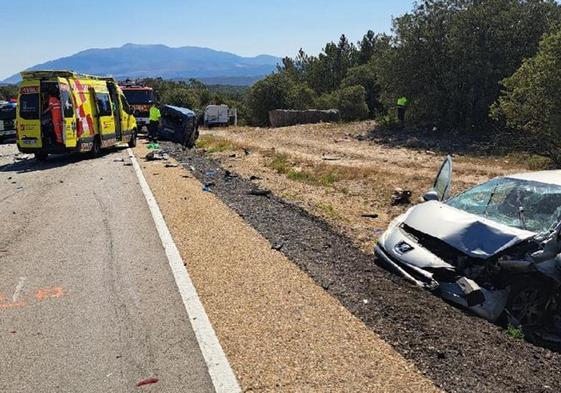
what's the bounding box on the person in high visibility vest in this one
[396,96,409,127]
[43,86,63,144]
[148,101,161,143]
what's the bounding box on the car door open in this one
[424,155,453,201]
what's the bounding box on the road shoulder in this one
[133,142,439,392]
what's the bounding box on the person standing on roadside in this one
[148,101,161,143]
[396,96,409,128]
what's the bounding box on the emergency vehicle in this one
[0,100,16,143]
[119,81,156,132]
[16,71,137,160]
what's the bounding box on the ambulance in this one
[16,71,137,160]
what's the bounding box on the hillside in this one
[3,43,281,84]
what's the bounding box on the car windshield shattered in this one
[447,177,561,234]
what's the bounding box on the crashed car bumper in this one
[374,243,439,289]
[376,225,509,321]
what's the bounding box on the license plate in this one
[22,139,36,145]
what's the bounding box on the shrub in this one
[246,73,293,126]
[336,85,369,121]
[492,28,561,164]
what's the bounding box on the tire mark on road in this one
[93,190,159,383]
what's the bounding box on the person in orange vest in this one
[43,86,63,144]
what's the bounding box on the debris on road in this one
[391,188,412,206]
[164,163,178,168]
[322,155,341,161]
[248,189,272,197]
[272,241,284,251]
[361,213,379,219]
[14,153,33,161]
[224,170,238,179]
[136,377,159,387]
[145,150,169,161]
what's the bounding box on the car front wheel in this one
[507,277,551,327]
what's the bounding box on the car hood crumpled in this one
[403,201,536,259]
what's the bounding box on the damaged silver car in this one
[376,156,561,343]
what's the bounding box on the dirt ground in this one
[133,142,440,393]
[197,122,535,253]
[159,135,561,393]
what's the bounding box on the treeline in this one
[0,85,18,101]
[245,0,561,160]
[246,31,387,126]
[139,78,248,122]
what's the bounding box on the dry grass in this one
[199,122,538,252]
[196,134,237,153]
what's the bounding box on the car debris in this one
[324,154,342,160]
[145,150,169,161]
[136,377,159,387]
[249,189,272,197]
[272,241,284,251]
[391,188,412,206]
[376,155,561,345]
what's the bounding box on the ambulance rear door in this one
[17,82,42,149]
[59,78,77,148]
[92,83,116,145]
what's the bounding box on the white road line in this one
[128,148,241,393]
[12,277,26,302]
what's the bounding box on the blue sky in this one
[0,0,414,80]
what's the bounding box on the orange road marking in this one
[0,302,25,309]
[0,293,25,309]
[35,287,64,301]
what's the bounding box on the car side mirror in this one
[423,190,439,202]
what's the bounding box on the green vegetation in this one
[265,153,341,187]
[506,324,525,340]
[267,153,293,174]
[246,33,387,126]
[492,28,561,164]
[316,202,341,221]
[196,135,235,153]
[241,0,561,161]
[0,85,18,101]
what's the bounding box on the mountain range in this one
[3,44,282,85]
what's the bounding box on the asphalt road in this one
[0,143,215,392]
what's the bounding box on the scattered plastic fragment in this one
[136,377,159,387]
[249,189,272,197]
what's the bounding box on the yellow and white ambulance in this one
[16,71,137,160]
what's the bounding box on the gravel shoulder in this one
[133,142,440,392]
[161,140,561,393]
